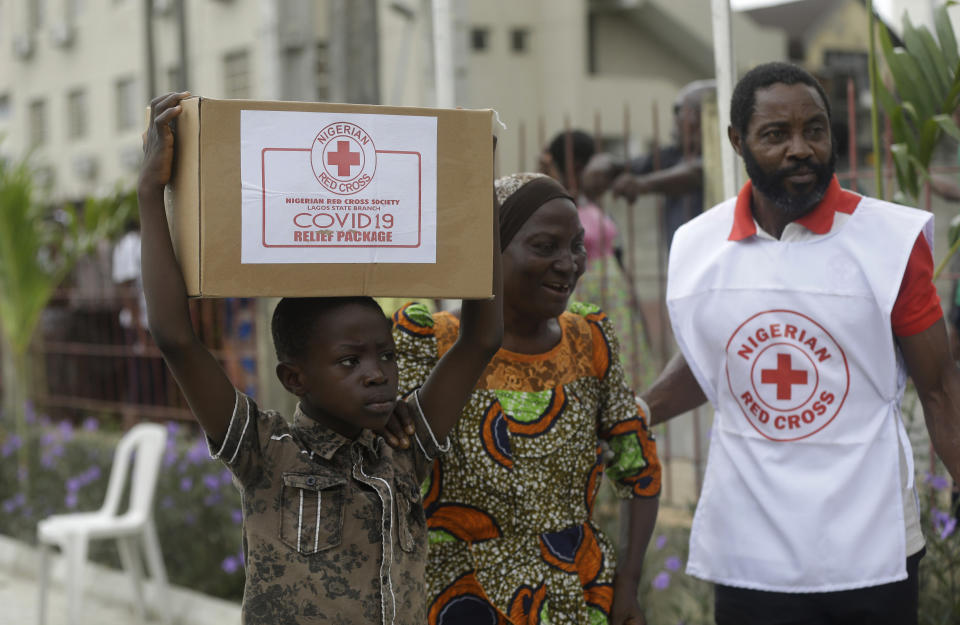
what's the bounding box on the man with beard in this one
[640,62,960,624]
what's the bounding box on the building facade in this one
[0,0,784,202]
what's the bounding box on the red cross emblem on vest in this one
[725,309,850,442]
[761,353,808,400]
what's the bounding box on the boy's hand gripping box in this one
[169,97,494,298]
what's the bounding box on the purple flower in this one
[83,466,102,482]
[933,508,957,539]
[186,438,208,464]
[165,422,180,437]
[180,477,193,492]
[65,492,78,509]
[57,420,74,441]
[925,473,950,491]
[40,454,56,469]
[204,492,222,506]
[40,432,56,447]
[654,534,667,550]
[203,474,220,491]
[50,444,65,459]
[2,493,25,513]
[665,555,682,571]
[941,517,957,540]
[24,401,36,424]
[1,434,22,457]
[65,477,82,493]
[163,447,178,468]
[231,509,243,525]
[221,469,233,485]
[221,555,240,574]
[652,571,671,590]
[82,417,99,432]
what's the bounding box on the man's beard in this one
[742,143,836,218]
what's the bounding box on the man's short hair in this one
[271,296,386,362]
[730,62,831,136]
[674,79,717,115]
[548,129,596,175]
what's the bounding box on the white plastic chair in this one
[37,422,171,625]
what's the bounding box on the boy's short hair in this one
[730,62,832,136]
[271,296,387,362]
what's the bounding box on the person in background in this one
[583,80,716,251]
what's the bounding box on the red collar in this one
[728,176,862,241]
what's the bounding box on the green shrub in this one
[0,406,244,601]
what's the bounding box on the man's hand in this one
[611,172,652,204]
[377,399,416,449]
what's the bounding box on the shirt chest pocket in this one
[279,472,346,555]
[394,476,426,553]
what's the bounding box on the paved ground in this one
[0,565,146,625]
[0,535,240,625]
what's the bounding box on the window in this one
[29,99,46,147]
[315,42,329,102]
[0,93,11,122]
[115,77,137,131]
[282,46,306,101]
[510,28,529,53]
[30,0,46,30]
[223,50,251,99]
[67,89,87,140]
[470,27,489,52]
[167,65,183,92]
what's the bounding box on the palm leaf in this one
[904,14,951,96]
[936,2,960,71]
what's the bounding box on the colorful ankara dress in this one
[393,301,661,625]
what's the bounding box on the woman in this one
[391,173,661,625]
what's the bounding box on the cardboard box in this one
[169,97,494,298]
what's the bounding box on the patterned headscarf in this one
[495,173,575,251]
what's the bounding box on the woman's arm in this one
[611,497,659,625]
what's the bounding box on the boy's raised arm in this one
[414,181,503,441]
[138,92,237,444]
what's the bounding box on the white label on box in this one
[240,110,437,264]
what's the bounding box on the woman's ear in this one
[276,361,306,396]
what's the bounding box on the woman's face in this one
[502,197,587,322]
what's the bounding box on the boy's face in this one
[279,303,398,438]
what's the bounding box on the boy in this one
[138,92,502,624]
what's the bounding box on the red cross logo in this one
[760,353,808,400]
[327,140,361,177]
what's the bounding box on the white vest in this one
[667,194,933,592]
